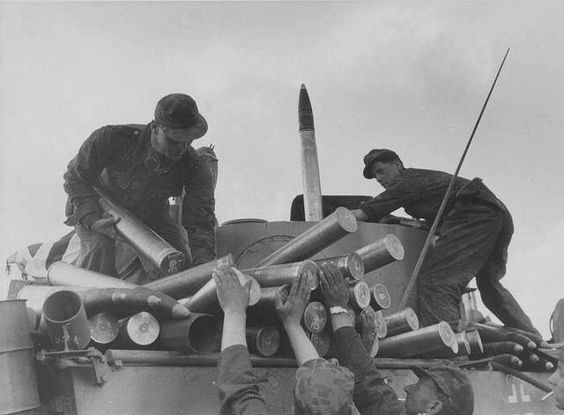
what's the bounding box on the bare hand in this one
[90,215,120,239]
[351,209,368,222]
[275,273,311,327]
[360,308,377,353]
[319,263,349,308]
[213,265,251,315]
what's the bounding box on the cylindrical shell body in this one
[0,300,42,414]
[144,255,234,299]
[465,330,484,355]
[43,290,91,350]
[298,85,323,222]
[370,284,391,311]
[16,284,84,315]
[89,312,119,345]
[99,196,186,275]
[348,281,371,310]
[246,326,281,357]
[454,332,471,356]
[255,207,357,267]
[378,322,455,358]
[185,271,261,314]
[303,302,327,333]
[384,308,420,337]
[48,261,137,289]
[355,234,405,273]
[469,322,536,351]
[315,253,364,281]
[243,260,319,290]
[159,314,221,354]
[118,312,160,347]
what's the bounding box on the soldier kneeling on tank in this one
[318,263,474,415]
[213,264,361,415]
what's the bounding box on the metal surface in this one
[43,290,91,351]
[348,280,371,310]
[355,234,404,273]
[465,329,484,354]
[384,308,420,337]
[378,321,455,358]
[16,284,85,315]
[159,314,221,354]
[455,332,471,356]
[243,260,319,290]
[89,312,119,345]
[302,301,327,333]
[143,254,234,299]
[314,252,364,281]
[255,207,357,267]
[99,196,186,274]
[370,284,391,311]
[48,262,137,289]
[0,300,41,415]
[118,312,160,347]
[308,329,331,357]
[185,271,261,314]
[298,84,323,221]
[246,327,281,357]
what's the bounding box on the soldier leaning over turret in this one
[351,149,540,337]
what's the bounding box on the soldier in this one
[63,93,216,280]
[318,263,474,415]
[351,149,539,336]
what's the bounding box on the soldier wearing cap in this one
[63,93,217,280]
[546,299,564,410]
[351,149,539,336]
[318,263,474,415]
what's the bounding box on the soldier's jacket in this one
[63,123,216,264]
[360,167,508,226]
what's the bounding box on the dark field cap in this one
[363,149,400,179]
[294,358,360,415]
[154,93,208,139]
[411,363,474,415]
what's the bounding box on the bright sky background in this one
[1,1,562,336]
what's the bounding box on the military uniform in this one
[64,123,216,278]
[360,166,538,335]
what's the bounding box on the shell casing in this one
[315,253,364,281]
[246,326,281,357]
[348,281,371,310]
[185,271,261,314]
[255,207,357,267]
[119,311,160,347]
[99,196,186,274]
[464,329,484,354]
[378,322,455,358]
[355,234,404,273]
[308,329,331,357]
[89,312,119,345]
[243,260,319,290]
[159,314,221,354]
[144,255,234,299]
[383,308,420,337]
[370,284,391,311]
[302,301,327,333]
[48,262,138,289]
[454,332,471,356]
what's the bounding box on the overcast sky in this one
[1,1,562,336]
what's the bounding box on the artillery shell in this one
[384,308,419,337]
[355,234,404,273]
[247,326,281,357]
[303,302,327,333]
[370,284,391,311]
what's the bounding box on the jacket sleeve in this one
[63,126,125,228]
[216,345,269,415]
[333,327,405,415]
[359,188,409,223]
[182,155,217,265]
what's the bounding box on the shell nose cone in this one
[298,83,314,131]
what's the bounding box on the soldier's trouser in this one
[75,214,191,279]
[416,201,539,335]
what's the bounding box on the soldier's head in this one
[362,149,404,189]
[404,363,474,415]
[151,93,208,161]
[547,299,564,410]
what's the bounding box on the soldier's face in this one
[369,161,402,189]
[404,377,443,415]
[549,362,564,409]
[151,126,194,161]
